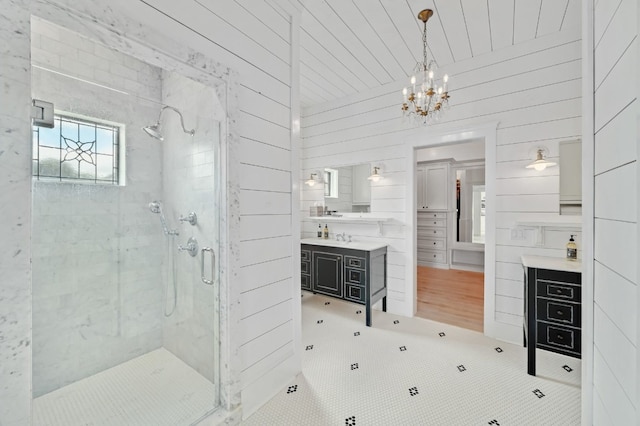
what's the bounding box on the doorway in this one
[410,135,492,333]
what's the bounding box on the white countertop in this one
[301,238,388,251]
[521,255,582,273]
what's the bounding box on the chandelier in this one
[401,9,450,125]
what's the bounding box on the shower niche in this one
[30,14,228,426]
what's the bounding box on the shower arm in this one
[155,105,195,136]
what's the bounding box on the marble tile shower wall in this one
[160,70,220,383]
[30,19,165,396]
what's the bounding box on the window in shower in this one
[32,113,124,184]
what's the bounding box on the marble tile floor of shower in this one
[244,292,581,426]
[32,348,216,426]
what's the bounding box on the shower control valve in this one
[179,212,197,226]
[178,237,199,257]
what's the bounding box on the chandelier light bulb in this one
[443,74,449,83]
[410,75,416,85]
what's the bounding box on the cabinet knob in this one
[433,254,436,258]
[556,310,563,316]
[557,334,564,340]
[433,242,436,245]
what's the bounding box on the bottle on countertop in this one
[317,224,322,238]
[566,234,577,261]
[323,224,329,239]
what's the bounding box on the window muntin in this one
[32,114,122,184]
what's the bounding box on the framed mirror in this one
[454,164,485,245]
[323,163,371,213]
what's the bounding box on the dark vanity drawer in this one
[536,299,581,327]
[301,250,311,261]
[536,268,581,285]
[301,274,311,291]
[345,255,365,269]
[537,280,581,302]
[344,284,365,304]
[301,261,310,275]
[537,322,581,356]
[346,268,366,286]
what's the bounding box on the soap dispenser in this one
[317,224,322,238]
[566,235,577,261]
[323,224,329,239]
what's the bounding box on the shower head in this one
[142,105,195,141]
[143,123,164,141]
[149,201,162,214]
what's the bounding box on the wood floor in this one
[416,266,484,332]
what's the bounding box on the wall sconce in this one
[526,148,557,171]
[367,166,383,182]
[305,173,318,186]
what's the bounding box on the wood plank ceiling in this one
[288,0,581,108]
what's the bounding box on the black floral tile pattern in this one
[345,415,356,425]
[393,320,400,324]
[356,310,362,314]
[317,320,323,324]
[488,420,500,425]
[439,332,446,337]
[399,346,407,352]
[354,331,360,336]
[351,363,359,370]
[409,386,419,396]
[533,389,545,398]
[495,347,503,353]
[287,385,297,394]
[324,301,330,305]
[305,345,314,351]
[457,365,466,372]
[563,365,573,372]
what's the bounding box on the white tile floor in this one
[244,292,581,426]
[32,348,217,426]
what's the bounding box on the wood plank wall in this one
[591,0,638,423]
[300,27,582,341]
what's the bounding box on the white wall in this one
[0,0,300,423]
[590,0,638,423]
[301,27,582,342]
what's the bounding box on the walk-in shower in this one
[30,16,222,426]
[143,105,195,141]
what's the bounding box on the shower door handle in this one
[201,247,215,285]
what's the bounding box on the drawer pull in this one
[556,310,563,316]
[557,334,564,340]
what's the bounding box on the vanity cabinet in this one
[416,164,448,210]
[522,256,582,376]
[301,240,387,326]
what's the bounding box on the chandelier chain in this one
[422,20,428,69]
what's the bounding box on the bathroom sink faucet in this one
[336,232,346,241]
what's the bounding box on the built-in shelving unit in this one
[308,215,391,235]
